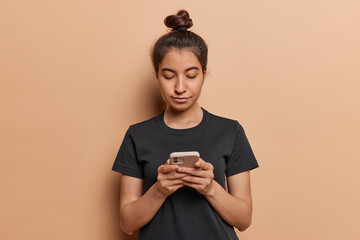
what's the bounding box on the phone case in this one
[170,151,200,168]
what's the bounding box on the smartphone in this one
[170,151,200,168]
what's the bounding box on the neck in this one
[164,103,203,129]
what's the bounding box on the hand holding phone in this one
[156,159,189,197]
[170,153,215,196]
[170,151,200,168]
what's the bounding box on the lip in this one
[172,97,189,103]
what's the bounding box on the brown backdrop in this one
[1,1,359,239]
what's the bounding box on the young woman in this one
[112,10,259,240]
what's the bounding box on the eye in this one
[164,75,174,80]
[187,75,196,79]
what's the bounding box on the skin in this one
[119,48,254,235]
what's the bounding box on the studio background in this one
[1,1,359,239]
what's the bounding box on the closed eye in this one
[164,76,174,80]
[187,75,196,79]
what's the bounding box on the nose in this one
[175,76,187,94]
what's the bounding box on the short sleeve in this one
[111,126,144,178]
[225,121,259,176]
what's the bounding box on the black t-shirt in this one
[112,108,259,240]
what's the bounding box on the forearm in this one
[120,182,166,235]
[204,181,252,231]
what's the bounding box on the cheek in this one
[190,81,204,94]
[158,81,172,95]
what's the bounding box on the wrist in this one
[204,179,216,198]
[154,182,168,199]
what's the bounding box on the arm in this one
[119,161,188,235]
[179,159,253,231]
[205,171,253,231]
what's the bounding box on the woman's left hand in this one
[176,158,215,196]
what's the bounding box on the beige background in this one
[1,0,359,239]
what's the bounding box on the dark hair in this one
[151,10,208,76]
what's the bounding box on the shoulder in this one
[127,112,162,134]
[205,109,241,130]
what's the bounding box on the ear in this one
[154,71,160,82]
[202,69,207,83]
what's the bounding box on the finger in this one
[195,158,213,171]
[177,166,213,178]
[177,167,206,177]
[182,180,213,194]
[163,172,189,180]
[169,183,185,192]
[182,181,202,190]
[159,171,190,180]
[165,159,170,165]
[159,164,179,173]
[181,175,209,185]
[161,179,185,187]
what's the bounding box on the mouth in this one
[172,97,189,103]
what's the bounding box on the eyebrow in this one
[161,66,199,73]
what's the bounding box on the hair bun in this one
[164,10,193,31]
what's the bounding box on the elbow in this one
[236,203,253,232]
[236,217,252,232]
[124,230,135,236]
[119,213,136,236]
[237,223,250,232]
[119,221,135,236]
[119,208,137,235]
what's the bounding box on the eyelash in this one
[164,75,196,80]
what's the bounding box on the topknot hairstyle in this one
[164,10,193,31]
[151,10,208,76]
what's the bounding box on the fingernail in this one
[177,167,182,172]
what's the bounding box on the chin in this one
[166,102,191,112]
[164,96,200,112]
[171,102,201,113]
[168,105,188,112]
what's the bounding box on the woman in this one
[112,10,259,240]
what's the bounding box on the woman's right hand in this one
[156,159,188,197]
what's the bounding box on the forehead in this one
[160,48,201,70]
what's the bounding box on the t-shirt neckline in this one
[158,107,209,135]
